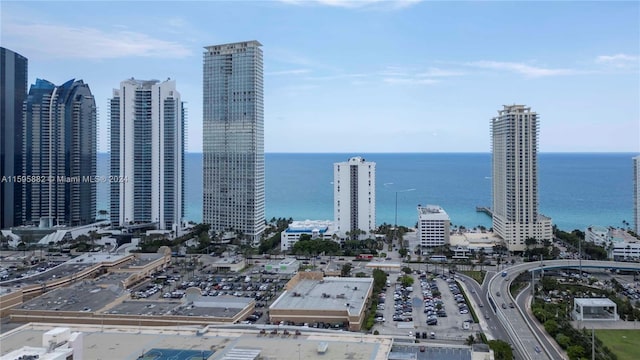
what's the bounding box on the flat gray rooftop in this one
[0,324,393,360]
[19,278,126,312]
[174,295,253,318]
[270,277,373,316]
[107,300,182,316]
[390,344,471,360]
[118,253,163,269]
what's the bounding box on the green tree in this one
[555,333,571,349]
[372,269,387,293]
[488,340,514,360]
[567,345,585,360]
[402,267,412,274]
[465,335,476,345]
[543,319,559,337]
[400,275,414,287]
[341,263,352,277]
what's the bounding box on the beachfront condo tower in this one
[634,155,640,235]
[0,47,27,228]
[109,78,185,232]
[491,105,552,252]
[203,41,265,246]
[334,156,376,240]
[22,79,97,227]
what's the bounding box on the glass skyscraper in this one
[22,79,97,227]
[110,78,185,232]
[0,47,28,228]
[203,41,265,245]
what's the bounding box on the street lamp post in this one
[394,189,415,247]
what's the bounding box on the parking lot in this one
[373,271,477,341]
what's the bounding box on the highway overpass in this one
[487,260,640,360]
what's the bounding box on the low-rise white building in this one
[280,220,336,252]
[585,226,609,246]
[610,240,640,261]
[0,327,82,360]
[572,298,618,321]
[585,226,640,260]
[417,205,450,248]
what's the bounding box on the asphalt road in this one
[488,260,640,360]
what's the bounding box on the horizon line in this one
[96,151,640,155]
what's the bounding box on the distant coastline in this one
[96,152,636,232]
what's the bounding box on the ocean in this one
[97,153,636,232]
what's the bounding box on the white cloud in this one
[595,54,639,68]
[266,69,311,76]
[379,66,459,84]
[279,0,422,9]
[467,61,578,77]
[304,73,368,81]
[383,77,439,85]
[417,67,465,77]
[4,21,192,59]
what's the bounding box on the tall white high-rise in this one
[202,41,265,245]
[633,155,640,235]
[491,105,552,252]
[110,78,184,232]
[334,157,376,240]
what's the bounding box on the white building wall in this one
[611,241,640,260]
[491,105,552,252]
[114,79,183,230]
[280,220,336,252]
[585,226,609,246]
[417,205,450,247]
[334,157,376,239]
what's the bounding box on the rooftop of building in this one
[116,253,163,269]
[449,232,501,248]
[285,220,333,233]
[609,228,639,243]
[270,276,373,316]
[1,323,394,360]
[210,256,245,266]
[574,298,617,307]
[417,205,450,220]
[204,40,262,51]
[587,225,609,233]
[18,277,127,312]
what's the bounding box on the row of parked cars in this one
[241,310,264,324]
[421,279,443,325]
[447,278,470,315]
[391,284,414,322]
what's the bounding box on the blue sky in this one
[2,0,638,153]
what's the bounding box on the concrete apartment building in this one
[417,204,451,248]
[0,47,28,229]
[202,40,265,246]
[334,156,376,240]
[21,79,97,227]
[109,78,185,232]
[491,105,552,252]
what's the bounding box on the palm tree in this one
[465,335,476,345]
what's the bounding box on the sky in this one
[1,0,639,153]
